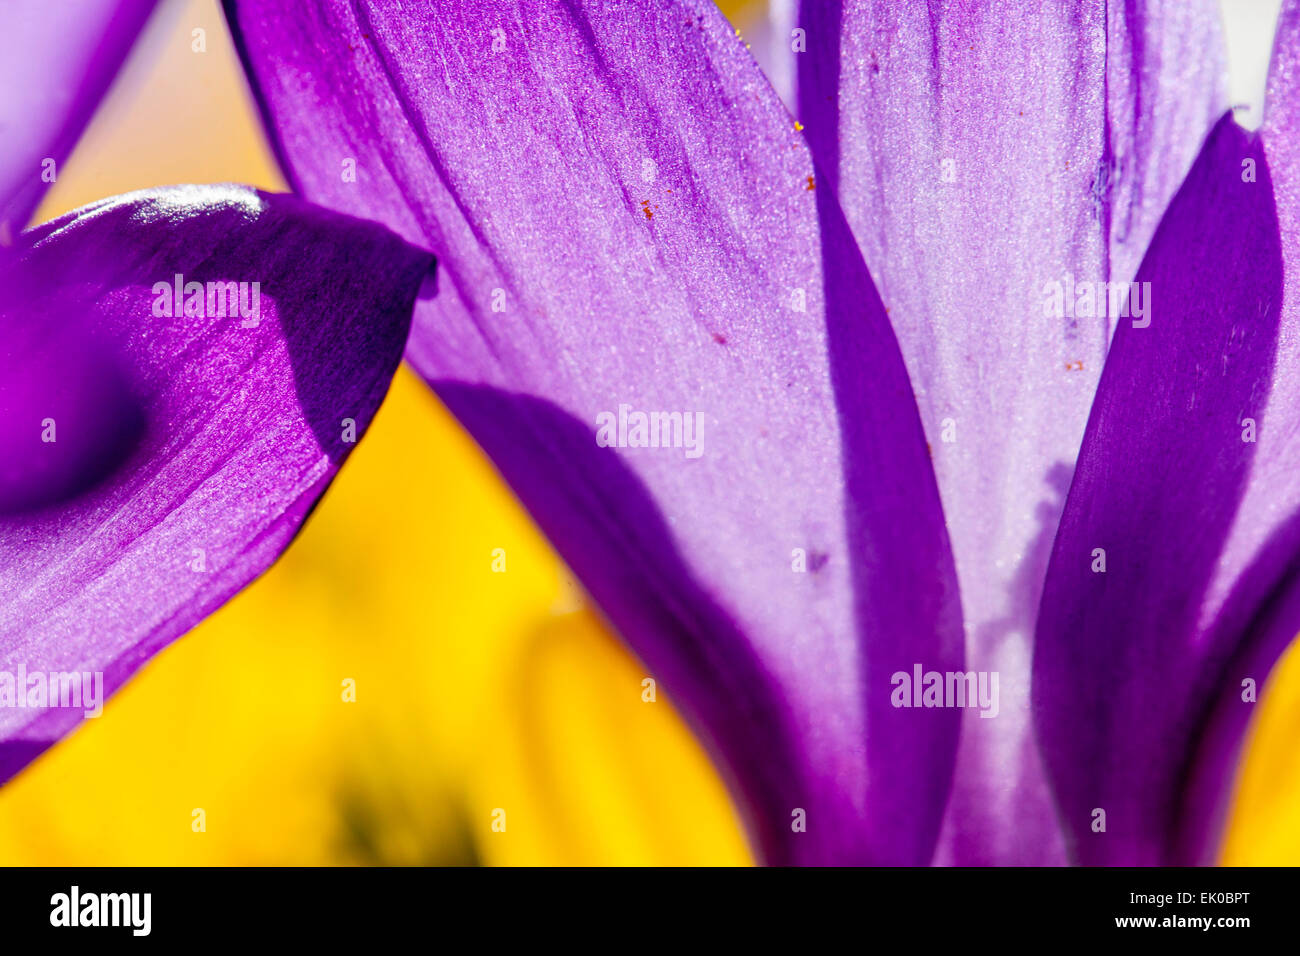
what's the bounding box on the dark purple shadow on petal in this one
[0,740,49,783]
[245,192,429,464]
[799,5,965,865]
[799,0,971,866]
[431,383,813,865]
[821,199,966,866]
[0,315,146,514]
[796,0,843,194]
[1033,114,1283,865]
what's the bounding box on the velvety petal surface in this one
[1035,115,1283,865]
[225,0,965,864]
[0,0,157,237]
[795,0,1228,863]
[0,185,431,783]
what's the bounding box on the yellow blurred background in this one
[0,0,1293,865]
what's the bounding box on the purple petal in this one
[0,185,431,783]
[225,0,965,864]
[1035,114,1283,865]
[1167,0,1300,865]
[0,1,157,236]
[795,0,1228,863]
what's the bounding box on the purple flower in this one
[2,0,1298,866]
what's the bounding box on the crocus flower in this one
[3,0,1298,868]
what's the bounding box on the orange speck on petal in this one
[794,120,804,131]
[805,175,815,191]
